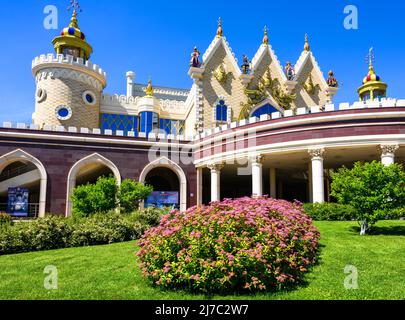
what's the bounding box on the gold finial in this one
[67,0,81,28]
[367,47,376,75]
[304,33,310,52]
[262,26,269,46]
[217,17,223,38]
[146,79,154,97]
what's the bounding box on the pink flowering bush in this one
[137,197,320,294]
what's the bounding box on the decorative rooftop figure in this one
[146,79,154,97]
[217,17,223,38]
[285,61,296,81]
[304,33,310,52]
[241,55,250,74]
[190,47,201,68]
[327,70,339,87]
[262,26,269,46]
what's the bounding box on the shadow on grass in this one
[349,225,405,236]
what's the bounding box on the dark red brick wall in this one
[0,134,197,216]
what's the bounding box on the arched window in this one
[251,104,278,118]
[216,100,228,122]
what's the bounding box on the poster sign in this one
[145,191,179,209]
[7,188,29,217]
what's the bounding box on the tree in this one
[118,180,153,214]
[71,176,118,217]
[331,161,405,235]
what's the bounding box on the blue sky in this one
[0,0,404,123]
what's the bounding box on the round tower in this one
[357,48,387,102]
[32,9,106,129]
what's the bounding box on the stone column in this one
[251,156,264,198]
[269,167,277,199]
[208,163,223,202]
[309,148,325,203]
[380,144,399,166]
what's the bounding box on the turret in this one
[357,48,387,101]
[32,5,106,129]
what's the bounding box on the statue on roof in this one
[285,61,296,81]
[327,70,339,87]
[190,47,201,68]
[241,55,251,74]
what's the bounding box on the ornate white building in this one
[0,10,403,217]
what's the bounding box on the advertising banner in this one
[7,188,29,217]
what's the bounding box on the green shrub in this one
[68,213,144,247]
[0,216,72,254]
[138,198,320,294]
[71,176,118,218]
[0,210,163,256]
[377,207,405,220]
[0,213,12,228]
[130,207,167,228]
[302,203,357,221]
[119,180,153,214]
[331,161,405,235]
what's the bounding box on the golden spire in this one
[217,17,223,38]
[367,47,376,76]
[69,9,79,29]
[304,33,310,52]
[146,79,154,97]
[262,26,269,46]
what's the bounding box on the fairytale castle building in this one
[0,10,404,217]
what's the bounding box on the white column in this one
[126,71,135,98]
[308,162,313,203]
[309,148,325,204]
[380,144,399,166]
[196,167,203,206]
[269,167,277,199]
[209,164,223,202]
[251,156,264,198]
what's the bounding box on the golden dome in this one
[357,49,387,101]
[52,10,93,60]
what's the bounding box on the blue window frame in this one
[251,104,278,118]
[101,114,138,136]
[139,112,159,134]
[216,100,228,122]
[159,119,185,135]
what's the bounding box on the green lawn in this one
[0,221,404,300]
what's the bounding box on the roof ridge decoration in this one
[201,19,241,77]
[293,34,329,90]
[250,41,287,83]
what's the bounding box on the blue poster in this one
[145,191,179,209]
[7,188,29,217]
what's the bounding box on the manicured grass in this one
[0,221,404,300]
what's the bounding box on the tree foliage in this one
[71,176,153,217]
[331,161,405,235]
[71,176,118,217]
[118,180,153,214]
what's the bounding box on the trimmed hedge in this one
[0,208,164,255]
[303,203,405,221]
[302,203,357,221]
